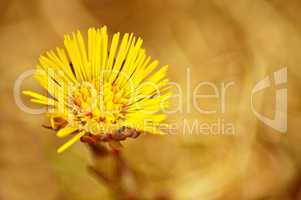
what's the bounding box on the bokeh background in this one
[1,0,301,199]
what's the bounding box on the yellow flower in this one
[23,26,171,153]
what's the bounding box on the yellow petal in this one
[56,126,78,138]
[57,131,85,154]
[23,90,57,104]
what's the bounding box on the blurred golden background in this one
[1,0,301,199]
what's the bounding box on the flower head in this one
[23,26,171,153]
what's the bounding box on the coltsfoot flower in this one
[23,26,171,153]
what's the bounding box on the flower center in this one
[68,81,129,134]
